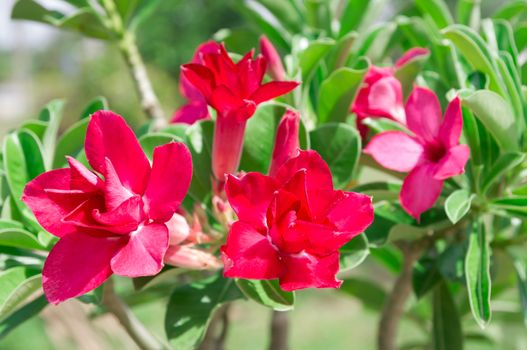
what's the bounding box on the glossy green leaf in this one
[457,0,481,29]
[80,96,108,119]
[17,130,45,178]
[432,281,463,350]
[39,100,65,169]
[0,228,44,251]
[416,0,454,29]
[309,123,361,189]
[11,0,63,24]
[339,233,369,271]
[511,253,527,327]
[3,134,28,207]
[353,22,396,63]
[394,50,430,98]
[165,274,244,350]
[413,258,441,299]
[338,0,386,37]
[235,279,294,311]
[139,133,180,160]
[465,220,491,328]
[362,117,410,135]
[52,118,89,168]
[460,90,518,151]
[493,0,527,21]
[0,267,41,319]
[365,202,413,246]
[481,152,525,195]
[317,64,368,123]
[184,120,214,203]
[298,38,335,82]
[0,295,47,339]
[445,189,474,224]
[339,277,386,310]
[52,9,110,40]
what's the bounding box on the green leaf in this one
[235,279,294,311]
[460,90,519,151]
[39,100,65,169]
[11,0,62,24]
[353,22,397,63]
[465,220,491,328]
[80,96,108,119]
[445,189,474,224]
[339,233,369,272]
[184,120,214,203]
[493,0,527,21]
[165,274,244,350]
[17,130,45,178]
[415,0,454,29]
[52,118,89,168]
[240,103,284,174]
[0,267,41,319]
[338,277,387,310]
[0,295,47,339]
[432,281,463,350]
[3,134,28,207]
[413,258,441,299]
[309,123,361,189]
[442,25,505,96]
[394,50,430,98]
[511,253,527,327]
[481,152,525,195]
[0,228,44,251]
[139,133,180,160]
[52,9,110,40]
[365,202,413,246]
[338,0,386,37]
[298,38,335,82]
[361,117,410,134]
[317,63,368,123]
[457,0,481,29]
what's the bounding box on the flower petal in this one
[279,252,341,291]
[171,100,210,124]
[438,97,462,148]
[92,195,144,233]
[268,109,300,178]
[395,47,430,68]
[400,164,444,220]
[405,87,442,142]
[364,131,424,172]
[22,169,81,237]
[103,158,135,212]
[85,111,150,194]
[327,191,374,235]
[42,232,126,304]
[250,81,299,105]
[225,173,279,232]
[433,144,470,180]
[366,76,405,123]
[110,223,169,277]
[180,64,215,100]
[221,221,282,279]
[67,156,103,192]
[164,246,221,270]
[143,142,192,221]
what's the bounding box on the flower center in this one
[424,141,447,163]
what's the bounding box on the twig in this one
[102,278,166,350]
[268,311,289,350]
[101,0,166,129]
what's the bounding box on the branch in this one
[102,278,166,350]
[101,0,166,129]
[268,311,289,350]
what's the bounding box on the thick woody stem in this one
[268,311,289,350]
[101,0,166,130]
[377,243,422,350]
[102,278,166,350]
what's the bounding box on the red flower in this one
[220,112,373,290]
[22,111,192,304]
[268,109,300,177]
[364,87,470,219]
[259,35,286,81]
[172,41,221,124]
[352,47,429,137]
[181,43,299,181]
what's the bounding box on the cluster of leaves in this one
[4,0,527,349]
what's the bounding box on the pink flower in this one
[22,111,192,304]
[259,35,286,81]
[352,47,429,137]
[268,109,300,177]
[221,149,374,290]
[172,41,221,124]
[164,213,221,270]
[181,43,299,181]
[364,87,470,220]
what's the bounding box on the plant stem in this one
[377,243,422,350]
[101,0,166,129]
[102,278,166,350]
[198,304,230,350]
[268,311,289,350]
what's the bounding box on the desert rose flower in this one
[259,35,286,81]
[268,109,300,177]
[352,47,429,137]
[172,41,221,124]
[220,111,373,290]
[364,86,470,219]
[22,111,192,304]
[181,43,299,181]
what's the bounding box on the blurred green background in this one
[0,0,523,349]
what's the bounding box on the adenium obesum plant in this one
[181,43,299,182]
[352,47,429,137]
[364,86,470,219]
[221,110,374,291]
[259,35,286,81]
[22,111,192,304]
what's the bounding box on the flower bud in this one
[268,109,300,177]
[260,36,286,81]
